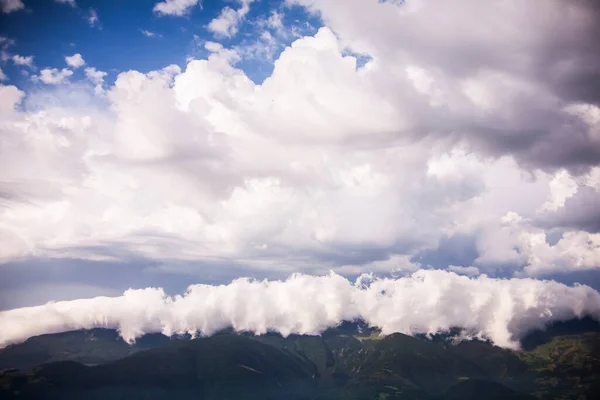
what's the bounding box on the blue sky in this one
[1,0,321,86]
[1,0,600,316]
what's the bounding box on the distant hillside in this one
[0,320,599,399]
[0,335,318,400]
[0,328,174,370]
[519,316,600,350]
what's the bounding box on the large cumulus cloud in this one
[1,0,600,284]
[290,0,600,170]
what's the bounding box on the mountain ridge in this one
[1,318,599,399]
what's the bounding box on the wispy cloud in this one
[84,67,108,95]
[55,0,76,7]
[141,29,163,38]
[86,8,100,28]
[208,0,255,38]
[267,10,284,33]
[0,0,24,14]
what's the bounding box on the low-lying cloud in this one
[1,0,600,320]
[1,270,599,349]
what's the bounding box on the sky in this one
[1,0,600,345]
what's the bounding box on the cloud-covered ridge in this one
[1,0,600,305]
[1,270,599,349]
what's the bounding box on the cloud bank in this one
[1,270,599,349]
[1,0,600,310]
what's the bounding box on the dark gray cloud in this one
[411,233,478,270]
[538,187,600,233]
[543,268,600,292]
[295,0,600,173]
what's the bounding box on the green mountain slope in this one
[441,379,536,400]
[519,332,600,399]
[0,334,318,400]
[1,323,599,400]
[0,329,173,370]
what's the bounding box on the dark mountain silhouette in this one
[520,316,600,350]
[0,328,174,370]
[0,318,598,399]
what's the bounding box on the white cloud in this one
[254,10,286,39]
[540,170,578,212]
[268,10,284,32]
[1,36,15,65]
[32,68,74,84]
[1,270,599,349]
[0,67,7,81]
[65,53,85,68]
[203,41,240,64]
[87,8,99,27]
[84,67,108,95]
[0,35,14,45]
[84,66,107,85]
[12,54,33,67]
[1,0,24,13]
[141,29,162,38]
[55,0,76,7]
[153,0,199,16]
[1,1,600,286]
[0,84,24,114]
[208,0,255,38]
[234,31,281,61]
[520,231,600,276]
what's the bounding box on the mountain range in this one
[0,319,599,399]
